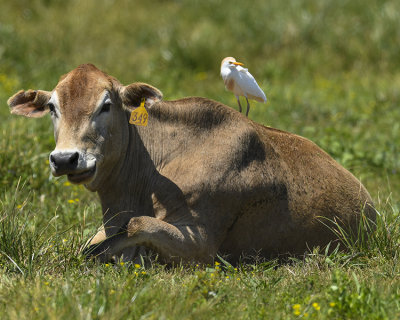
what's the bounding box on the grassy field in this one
[1,0,400,318]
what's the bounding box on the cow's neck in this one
[96,115,166,235]
[95,102,207,235]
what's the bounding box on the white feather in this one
[220,57,267,104]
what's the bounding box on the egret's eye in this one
[47,102,56,116]
[100,102,111,114]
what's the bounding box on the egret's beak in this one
[232,62,244,66]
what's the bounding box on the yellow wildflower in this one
[120,261,125,266]
[134,264,141,269]
[44,281,49,286]
[64,181,71,186]
[110,289,115,294]
[141,271,146,275]
[105,264,110,267]
[312,302,321,311]
[74,198,80,202]
[62,239,67,243]
[329,302,336,307]
[215,261,220,266]
[68,199,75,204]
[292,304,301,316]
[292,304,301,311]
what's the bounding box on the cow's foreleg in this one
[86,216,213,264]
[83,225,146,263]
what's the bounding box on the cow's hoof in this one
[82,243,113,263]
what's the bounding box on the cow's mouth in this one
[67,166,96,184]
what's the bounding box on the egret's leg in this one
[245,97,251,117]
[235,96,242,113]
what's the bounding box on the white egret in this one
[220,57,267,117]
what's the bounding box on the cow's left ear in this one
[120,83,163,110]
[8,89,52,118]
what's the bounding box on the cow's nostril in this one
[69,152,79,165]
[50,154,57,167]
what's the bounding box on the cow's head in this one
[8,64,162,190]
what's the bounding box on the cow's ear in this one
[120,83,163,109]
[8,90,52,118]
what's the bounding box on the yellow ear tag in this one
[129,98,148,126]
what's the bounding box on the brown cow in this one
[8,64,375,264]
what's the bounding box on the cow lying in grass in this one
[8,64,376,264]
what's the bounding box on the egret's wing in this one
[237,66,249,73]
[236,69,267,102]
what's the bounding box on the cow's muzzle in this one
[49,150,96,184]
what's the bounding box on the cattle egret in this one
[220,57,267,117]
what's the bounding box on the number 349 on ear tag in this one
[129,98,148,126]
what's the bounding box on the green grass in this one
[1,0,400,318]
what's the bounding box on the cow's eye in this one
[100,102,111,114]
[47,103,56,116]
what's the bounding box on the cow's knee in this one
[125,216,214,263]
